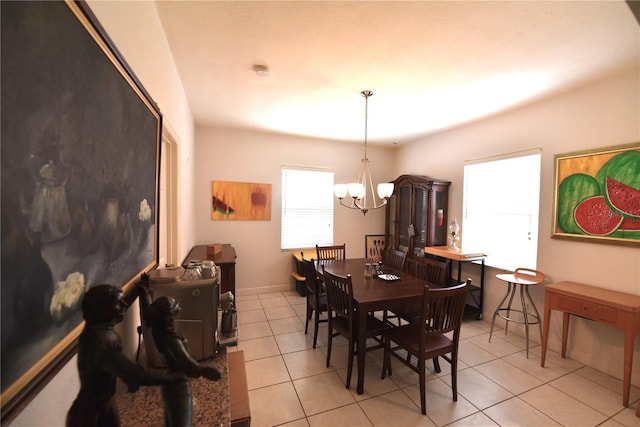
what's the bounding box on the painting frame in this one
[551,142,640,245]
[1,0,162,421]
[365,234,386,262]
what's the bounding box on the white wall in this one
[396,65,640,384]
[193,127,396,294]
[10,2,194,425]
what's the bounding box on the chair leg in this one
[504,284,517,335]
[419,354,426,415]
[489,282,512,342]
[520,284,530,358]
[451,350,458,402]
[381,336,392,379]
[326,321,333,368]
[345,337,354,389]
[312,308,320,348]
[305,301,312,335]
[382,309,402,327]
[432,357,441,373]
[525,284,543,350]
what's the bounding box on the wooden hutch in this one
[384,174,450,265]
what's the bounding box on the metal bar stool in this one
[489,268,545,358]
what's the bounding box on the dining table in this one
[317,258,429,394]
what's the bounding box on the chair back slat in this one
[420,280,469,337]
[383,249,407,272]
[413,257,450,286]
[316,244,346,261]
[322,267,353,325]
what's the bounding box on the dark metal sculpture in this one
[138,274,221,426]
[66,284,184,427]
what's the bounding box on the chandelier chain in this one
[362,90,372,160]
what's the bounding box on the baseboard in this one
[235,283,293,297]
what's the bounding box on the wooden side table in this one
[291,250,317,296]
[541,281,640,407]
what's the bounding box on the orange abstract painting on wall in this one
[211,181,272,220]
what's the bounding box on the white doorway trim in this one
[160,122,180,267]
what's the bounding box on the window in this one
[281,166,334,250]
[462,149,541,271]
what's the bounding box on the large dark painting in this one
[1,0,161,419]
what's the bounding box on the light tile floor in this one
[225,290,640,427]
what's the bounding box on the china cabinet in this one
[384,175,450,261]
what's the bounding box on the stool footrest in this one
[495,308,540,325]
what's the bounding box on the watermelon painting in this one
[553,144,640,244]
[605,177,640,218]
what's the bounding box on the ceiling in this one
[154,1,639,145]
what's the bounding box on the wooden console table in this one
[424,246,486,319]
[183,244,237,295]
[541,281,640,407]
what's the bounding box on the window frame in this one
[462,149,542,271]
[281,165,334,250]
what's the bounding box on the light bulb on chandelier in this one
[334,90,393,215]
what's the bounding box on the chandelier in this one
[334,90,394,215]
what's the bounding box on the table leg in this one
[561,312,570,358]
[623,327,635,407]
[356,305,367,394]
[541,299,551,367]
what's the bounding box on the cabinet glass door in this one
[431,186,448,246]
[386,193,396,250]
[398,185,411,253]
[413,187,428,256]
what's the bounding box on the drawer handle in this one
[192,289,201,297]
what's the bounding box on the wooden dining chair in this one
[316,243,346,262]
[301,254,328,348]
[413,257,450,286]
[386,256,451,324]
[380,248,408,325]
[383,248,407,272]
[322,266,388,389]
[384,256,451,327]
[381,280,469,415]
